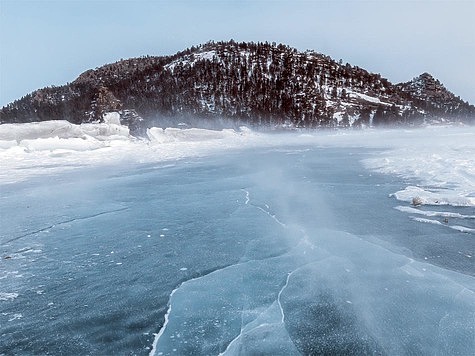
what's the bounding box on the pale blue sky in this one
[1,0,474,106]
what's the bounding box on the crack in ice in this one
[277,272,292,324]
[149,253,303,355]
[241,188,250,205]
[241,188,286,227]
[149,288,177,356]
[218,322,274,356]
[151,189,313,355]
[149,264,240,355]
[3,207,129,245]
[253,205,287,228]
[218,267,310,356]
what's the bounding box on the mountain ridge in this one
[1,40,474,135]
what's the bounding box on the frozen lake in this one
[1,140,474,354]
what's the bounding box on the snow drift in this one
[0,119,261,184]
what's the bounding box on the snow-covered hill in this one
[1,41,474,133]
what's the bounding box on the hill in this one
[1,40,474,135]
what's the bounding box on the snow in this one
[165,51,217,72]
[450,225,475,233]
[289,127,474,210]
[395,206,475,219]
[0,120,263,184]
[1,121,474,218]
[147,127,239,144]
[350,91,383,104]
[346,89,391,106]
[19,136,104,152]
[391,186,475,207]
[411,217,444,225]
[0,119,129,141]
[0,292,19,301]
[409,216,475,234]
[103,112,121,125]
[362,127,475,208]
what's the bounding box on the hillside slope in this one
[1,41,474,134]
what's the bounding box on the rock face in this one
[1,41,474,134]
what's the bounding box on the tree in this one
[341,88,347,99]
[331,86,338,99]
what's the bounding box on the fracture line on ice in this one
[151,260,269,355]
[219,270,300,355]
[241,188,250,205]
[243,187,315,250]
[218,323,273,356]
[277,272,292,323]
[241,188,286,228]
[150,252,300,355]
[254,205,287,228]
[149,288,177,356]
[153,251,324,355]
[149,264,241,355]
[3,207,129,244]
[152,191,306,354]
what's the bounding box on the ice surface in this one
[1,137,474,354]
[1,121,474,236]
[149,182,474,355]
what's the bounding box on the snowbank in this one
[0,120,262,183]
[391,186,475,207]
[0,120,129,142]
[147,127,239,144]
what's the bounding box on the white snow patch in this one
[8,313,23,321]
[165,51,217,71]
[395,206,475,219]
[350,92,383,104]
[147,127,238,144]
[391,186,475,207]
[410,217,443,226]
[409,217,474,234]
[0,292,19,301]
[346,89,391,106]
[103,112,121,125]
[450,225,475,233]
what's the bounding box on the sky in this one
[0,0,474,107]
